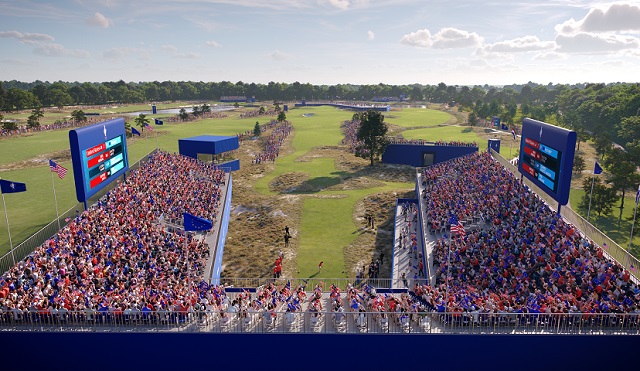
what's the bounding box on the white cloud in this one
[401,27,481,49]
[269,50,289,61]
[400,29,433,48]
[432,28,482,49]
[480,36,555,54]
[33,43,89,58]
[206,40,222,48]
[367,30,375,40]
[556,3,640,35]
[0,30,54,44]
[555,32,640,54]
[86,12,113,28]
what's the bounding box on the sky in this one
[1,0,639,86]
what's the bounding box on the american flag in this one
[450,221,466,236]
[49,160,68,179]
[144,123,154,131]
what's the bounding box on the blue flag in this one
[183,213,212,231]
[131,127,141,136]
[0,179,26,194]
[154,118,163,125]
[501,123,508,131]
[594,161,602,175]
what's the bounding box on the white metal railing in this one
[1,308,638,335]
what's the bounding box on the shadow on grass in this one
[461,127,473,133]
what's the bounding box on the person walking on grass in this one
[318,261,323,272]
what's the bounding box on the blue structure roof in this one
[178,135,239,156]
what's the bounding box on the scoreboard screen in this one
[69,118,129,203]
[518,118,576,205]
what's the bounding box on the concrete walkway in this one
[391,201,426,289]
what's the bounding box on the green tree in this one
[411,86,423,101]
[192,105,201,117]
[273,101,281,112]
[134,113,150,132]
[71,109,87,123]
[254,121,261,136]
[573,155,585,176]
[259,106,266,115]
[27,107,44,128]
[277,110,286,122]
[604,149,640,229]
[201,104,211,115]
[6,88,39,110]
[467,111,477,126]
[2,120,17,132]
[179,108,189,121]
[356,110,389,166]
[578,177,617,218]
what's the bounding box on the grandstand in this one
[2,148,639,336]
[2,113,640,370]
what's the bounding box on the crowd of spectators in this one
[239,109,278,119]
[418,152,640,315]
[388,137,477,147]
[340,119,369,158]
[252,120,292,164]
[163,110,228,123]
[0,151,228,320]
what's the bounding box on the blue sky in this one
[1,0,639,85]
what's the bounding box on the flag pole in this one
[587,175,595,222]
[50,166,61,230]
[154,122,159,149]
[0,188,16,266]
[629,202,638,252]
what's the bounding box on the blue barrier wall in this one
[211,174,232,285]
[1,332,636,370]
[219,159,240,172]
[382,144,478,167]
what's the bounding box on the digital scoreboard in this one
[517,118,576,206]
[69,118,129,204]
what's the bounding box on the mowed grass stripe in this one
[297,184,411,279]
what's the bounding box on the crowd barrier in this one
[1,308,638,335]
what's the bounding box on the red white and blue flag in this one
[450,217,466,236]
[144,123,154,131]
[511,128,517,140]
[49,160,68,179]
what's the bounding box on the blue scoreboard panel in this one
[69,118,129,203]
[518,118,576,205]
